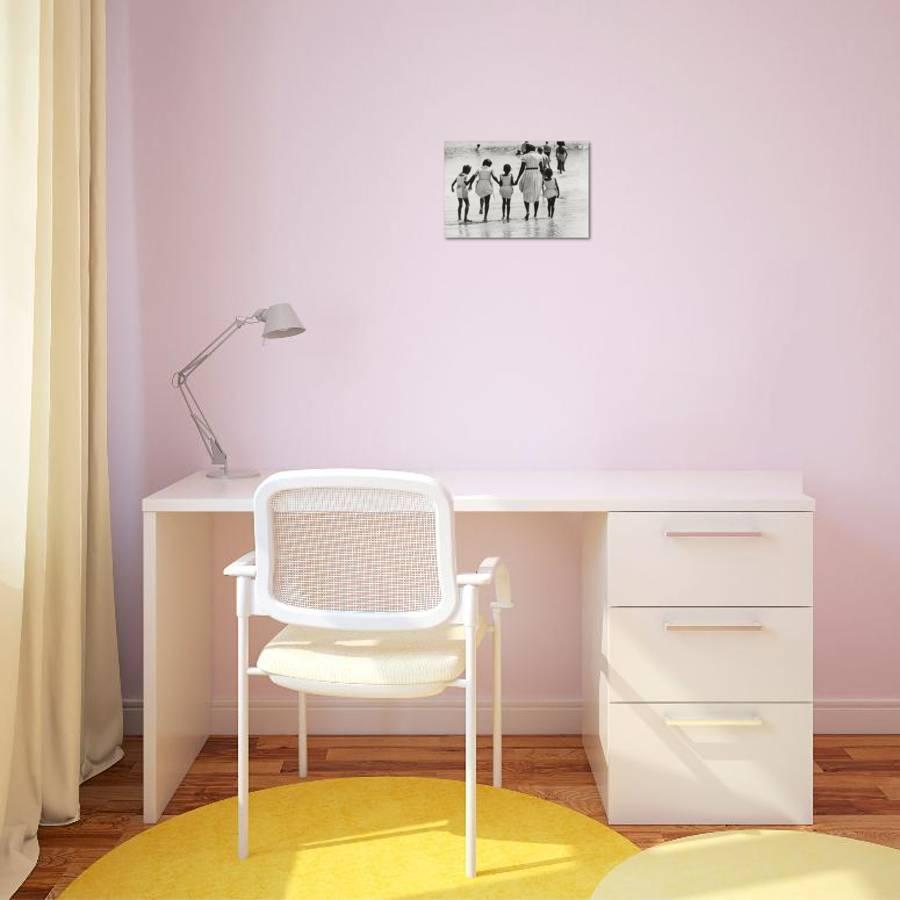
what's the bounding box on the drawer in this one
[607,607,812,702]
[606,702,812,824]
[607,512,812,607]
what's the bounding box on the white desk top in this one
[143,470,815,513]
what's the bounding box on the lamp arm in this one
[177,378,227,466]
[174,315,258,382]
[171,312,263,469]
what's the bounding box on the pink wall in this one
[108,0,900,708]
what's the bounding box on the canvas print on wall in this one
[445,140,589,239]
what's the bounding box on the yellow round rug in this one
[592,829,900,900]
[63,776,637,898]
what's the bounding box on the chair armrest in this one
[457,557,512,609]
[224,551,257,578]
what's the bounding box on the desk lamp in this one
[172,303,305,478]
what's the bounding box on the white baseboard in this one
[123,697,900,737]
[123,697,581,736]
[124,699,142,735]
[813,699,900,734]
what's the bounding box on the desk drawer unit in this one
[584,509,814,825]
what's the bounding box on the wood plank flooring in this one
[14,733,900,898]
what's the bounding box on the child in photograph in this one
[555,141,568,173]
[542,167,560,218]
[451,164,476,223]
[498,163,516,222]
[473,158,500,222]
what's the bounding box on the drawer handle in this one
[665,716,764,728]
[664,623,764,632]
[665,530,763,538]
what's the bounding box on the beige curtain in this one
[0,0,123,894]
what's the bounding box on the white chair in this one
[223,469,512,878]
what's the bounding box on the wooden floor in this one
[15,733,900,898]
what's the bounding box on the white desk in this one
[142,470,814,824]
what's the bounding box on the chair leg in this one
[237,613,249,859]
[492,615,502,788]
[297,691,308,778]
[465,619,477,878]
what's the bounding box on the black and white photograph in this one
[445,140,589,239]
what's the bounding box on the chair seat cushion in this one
[256,622,486,687]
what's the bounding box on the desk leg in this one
[143,511,212,823]
[581,513,609,811]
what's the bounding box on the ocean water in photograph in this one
[444,141,590,239]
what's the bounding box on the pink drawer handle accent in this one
[665,716,764,728]
[664,530,763,538]
[664,623,764,632]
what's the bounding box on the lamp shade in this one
[260,303,305,339]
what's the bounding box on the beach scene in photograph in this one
[445,140,589,239]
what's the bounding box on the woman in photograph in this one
[516,143,543,219]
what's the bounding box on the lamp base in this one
[206,466,260,479]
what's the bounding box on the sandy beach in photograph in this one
[445,141,589,239]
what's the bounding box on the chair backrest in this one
[252,470,458,630]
